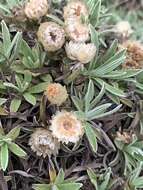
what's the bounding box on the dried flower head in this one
[65,18,89,42]
[120,40,143,69]
[45,83,68,106]
[24,0,48,20]
[50,111,84,144]
[115,131,131,144]
[37,22,65,52]
[114,21,133,38]
[64,0,89,20]
[65,41,96,64]
[11,5,27,22]
[29,128,60,157]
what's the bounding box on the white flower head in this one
[64,0,89,20]
[65,41,96,64]
[114,21,133,38]
[45,83,68,106]
[50,111,84,144]
[65,17,89,42]
[24,0,48,20]
[37,22,65,52]
[29,128,60,157]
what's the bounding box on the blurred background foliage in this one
[102,0,143,41]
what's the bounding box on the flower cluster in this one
[64,0,89,42]
[29,83,83,157]
[29,111,84,157]
[34,0,96,63]
[64,0,96,64]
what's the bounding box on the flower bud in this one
[24,0,48,20]
[63,0,89,20]
[65,41,96,64]
[50,111,84,144]
[114,21,133,38]
[37,22,65,52]
[65,18,89,42]
[45,83,68,106]
[115,131,131,144]
[29,128,60,157]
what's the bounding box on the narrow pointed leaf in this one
[57,183,82,190]
[6,127,21,140]
[84,123,97,152]
[32,184,51,190]
[8,143,26,158]
[0,143,9,171]
[10,98,21,112]
[55,169,65,184]
[23,93,36,105]
[87,169,98,190]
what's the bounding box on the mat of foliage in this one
[0,0,143,190]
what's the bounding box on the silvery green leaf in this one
[90,24,99,52]
[132,177,143,187]
[86,103,112,120]
[85,80,94,112]
[32,184,51,190]
[99,169,111,190]
[15,75,23,90]
[92,49,126,76]
[55,169,65,184]
[0,4,11,13]
[74,111,86,121]
[87,169,98,190]
[3,82,19,91]
[71,96,83,111]
[90,82,105,109]
[10,98,21,112]
[8,143,27,158]
[6,32,21,59]
[91,104,122,119]
[84,123,97,152]
[98,40,118,65]
[23,93,36,106]
[87,0,101,27]
[0,143,9,171]
[1,20,11,54]
[10,32,22,62]
[6,127,20,140]
[130,163,142,182]
[57,183,82,190]
[101,69,142,80]
[28,82,50,94]
[94,78,126,97]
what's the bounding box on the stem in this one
[0,170,8,190]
